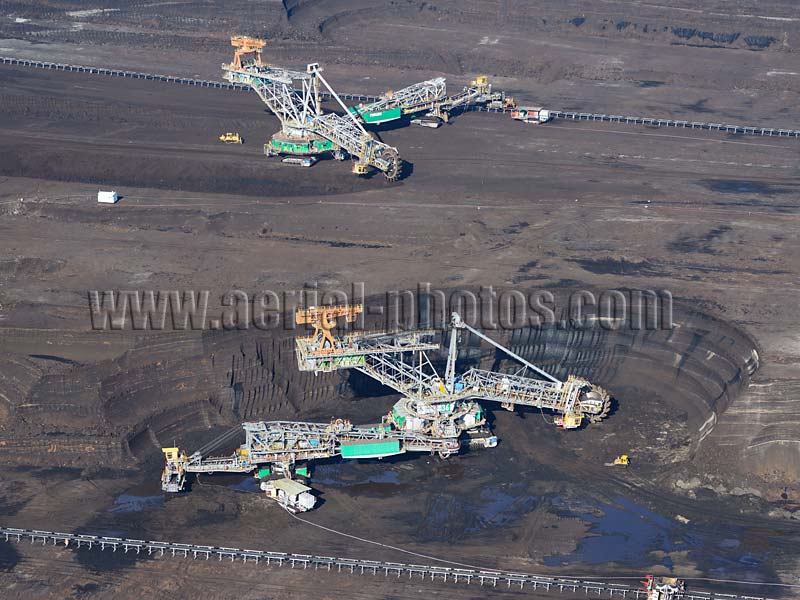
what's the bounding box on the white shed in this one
[260,478,316,512]
[97,190,119,204]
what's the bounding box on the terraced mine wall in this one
[0,289,759,478]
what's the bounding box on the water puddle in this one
[228,476,261,493]
[468,485,537,531]
[109,494,164,513]
[315,465,405,496]
[701,179,795,195]
[544,495,769,577]
[313,461,401,487]
[545,495,690,567]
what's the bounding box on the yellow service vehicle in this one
[219,132,243,144]
[604,454,630,466]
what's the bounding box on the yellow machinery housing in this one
[470,75,489,90]
[161,447,187,492]
[554,413,583,430]
[229,35,265,70]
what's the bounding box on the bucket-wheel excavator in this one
[162,305,612,508]
[222,36,402,179]
[294,307,611,433]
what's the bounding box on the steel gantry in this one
[222,37,402,179]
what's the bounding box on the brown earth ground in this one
[0,1,800,598]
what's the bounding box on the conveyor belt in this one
[464,105,800,137]
[0,56,380,102]
[0,526,781,599]
[2,57,795,138]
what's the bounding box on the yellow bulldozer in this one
[605,454,630,467]
[219,132,243,144]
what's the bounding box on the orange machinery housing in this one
[229,36,265,70]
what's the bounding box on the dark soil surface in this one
[1,1,800,598]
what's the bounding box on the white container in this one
[281,157,317,167]
[97,190,118,204]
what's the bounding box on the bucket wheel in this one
[584,385,612,423]
[375,146,402,181]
